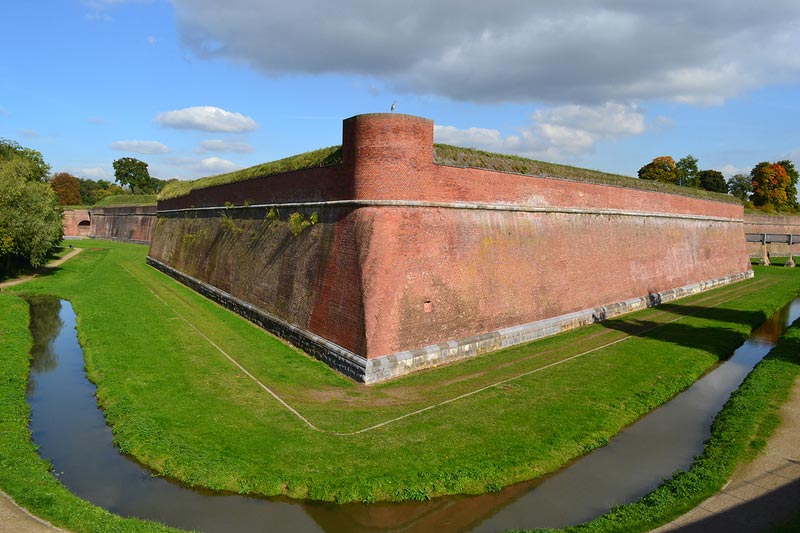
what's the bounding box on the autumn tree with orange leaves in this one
[750,162,791,210]
[49,172,82,205]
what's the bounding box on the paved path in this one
[0,490,66,533]
[653,374,800,532]
[0,248,83,290]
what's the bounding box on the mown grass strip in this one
[550,311,800,532]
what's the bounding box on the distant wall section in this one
[744,213,800,257]
[62,209,91,238]
[89,205,156,244]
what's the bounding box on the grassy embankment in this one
[0,289,184,532]
[157,143,737,205]
[93,194,157,206]
[61,194,157,210]
[557,265,800,532]
[2,242,800,532]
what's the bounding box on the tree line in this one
[638,155,799,211]
[50,156,171,206]
[0,137,170,276]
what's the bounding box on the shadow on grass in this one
[600,318,750,360]
[600,302,770,360]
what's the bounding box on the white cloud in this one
[435,102,646,161]
[83,0,152,21]
[719,164,748,178]
[70,166,110,180]
[110,140,171,154]
[173,1,800,105]
[155,106,258,133]
[195,139,255,153]
[163,155,240,177]
[0,107,9,117]
[87,116,108,125]
[18,129,40,139]
[198,156,238,173]
[147,35,157,46]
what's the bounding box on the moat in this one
[25,295,800,532]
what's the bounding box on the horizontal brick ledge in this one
[157,200,743,224]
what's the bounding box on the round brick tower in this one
[341,113,434,200]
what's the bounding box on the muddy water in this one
[24,296,800,532]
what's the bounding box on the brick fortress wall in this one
[62,209,91,238]
[62,206,156,244]
[744,214,800,257]
[148,113,752,383]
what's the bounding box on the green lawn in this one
[567,293,800,533]
[3,241,800,532]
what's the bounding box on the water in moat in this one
[24,295,800,532]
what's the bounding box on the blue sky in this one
[2,1,799,183]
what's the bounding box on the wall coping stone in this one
[157,200,743,224]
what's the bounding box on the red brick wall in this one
[150,113,751,365]
[357,206,748,357]
[89,206,156,243]
[62,209,91,237]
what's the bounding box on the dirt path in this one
[653,375,800,532]
[0,248,83,290]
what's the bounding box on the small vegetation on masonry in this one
[288,211,318,236]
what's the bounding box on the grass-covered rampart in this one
[158,146,342,200]
[157,143,738,205]
[93,194,157,207]
[2,243,799,532]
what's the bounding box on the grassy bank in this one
[5,241,800,509]
[0,292,185,532]
[556,296,800,532]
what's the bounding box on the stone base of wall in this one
[147,256,753,384]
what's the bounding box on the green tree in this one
[777,160,799,209]
[676,155,699,187]
[113,157,154,193]
[727,173,752,201]
[0,138,50,182]
[78,177,102,205]
[0,153,63,273]
[696,169,727,193]
[638,156,681,184]
[751,162,791,210]
[50,172,82,205]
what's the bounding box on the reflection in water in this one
[24,296,800,532]
[26,296,62,396]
